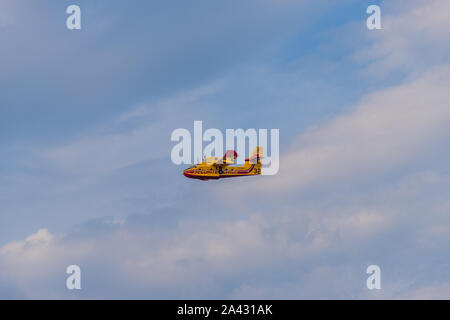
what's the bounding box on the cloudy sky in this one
[1,0,450,299]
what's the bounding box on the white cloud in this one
[223,65,450,197]
[402,284,450,300]
[0,229,53,256]
[356,0,450,75]
[0,229,93,298]
[0,205,394,298]
[220,1,450,200]
[41,82,221,175]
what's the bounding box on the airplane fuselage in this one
[183,163,261,180]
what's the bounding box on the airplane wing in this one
[204,150,238,166]
[204,157,221,165]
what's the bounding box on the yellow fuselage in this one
[183,162,261,180]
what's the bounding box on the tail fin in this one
[246,147,263,164]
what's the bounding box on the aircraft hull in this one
[183,164,259,180]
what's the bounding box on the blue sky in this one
[1,0,450,299]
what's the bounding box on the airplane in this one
[183,147,263,180]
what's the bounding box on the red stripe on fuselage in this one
[183,164,256,180]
